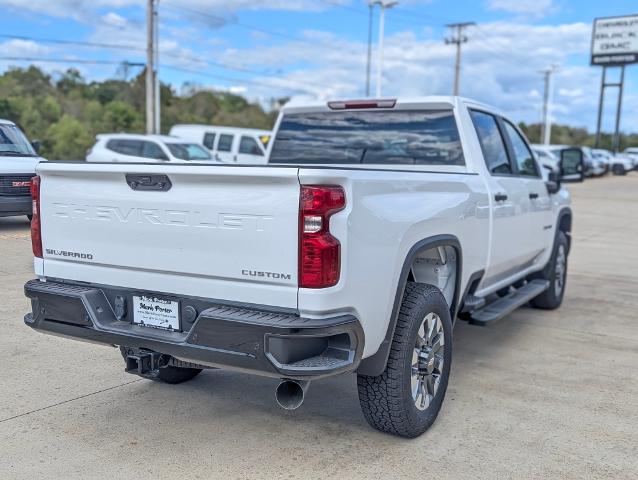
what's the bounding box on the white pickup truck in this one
[0,119,45,219]
[24,97,583,438]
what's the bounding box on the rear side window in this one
[203,133,216,150]
[502,121,539,177]
[217,134,234,152]
[141,141,168,160]
[270,110,465,166]
[470,111,511,175]
[106,139,143,157]
[239,136,264,156]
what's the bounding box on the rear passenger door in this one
[470,110,537,288]
[501,121,553,260]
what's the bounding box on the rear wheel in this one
[155,365,202,384]
[357,283,452,438]
[612,164,627,176]
[530,231,568,310]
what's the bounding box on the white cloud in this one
[487,0,554,18]
[102,12,128,28]
[206,20,629,131]
[0,39,51,56]
[0,0,339,20]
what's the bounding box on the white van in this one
[169,125,271,164]
[0,119,46,219]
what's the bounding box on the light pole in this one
[540,65,558,145]
[373,0,398,98]
[365,2,374,97]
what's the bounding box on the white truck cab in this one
[23,97,584,438]
[169,125,271,164]
[0,119,45,219]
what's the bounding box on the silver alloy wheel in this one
[411,312,445,411]
[555,244,567,297]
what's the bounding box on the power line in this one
[0,56,130,65]
[161,65,315,94]
[0,32,273,76]
[0,34,145,52]
[0,55,319,94]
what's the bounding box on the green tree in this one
[45,115,93,160]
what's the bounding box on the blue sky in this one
[0,0,636,132]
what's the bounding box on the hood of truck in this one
[37,162,300,309]
[0,156,44,173]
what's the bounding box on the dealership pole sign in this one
[591,14,638,66]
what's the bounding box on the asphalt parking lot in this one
[1,175,637,479]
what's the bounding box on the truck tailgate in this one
[37,162,300,309]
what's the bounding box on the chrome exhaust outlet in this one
[275,379,309,410]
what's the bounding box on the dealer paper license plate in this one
[132,295,180,331]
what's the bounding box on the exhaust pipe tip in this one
[275,379,308,410]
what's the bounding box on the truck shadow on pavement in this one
[98,311,540,441]
[0,216,31,232]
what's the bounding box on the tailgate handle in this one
[126,174,172,192]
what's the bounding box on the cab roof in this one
[281,96,504,117]
[0,118,16,126]
[96,133,188,143]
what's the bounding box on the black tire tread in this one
[530,231,568,310]
[357,283,452,438]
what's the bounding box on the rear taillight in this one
[30,176,42,258]
[299,185,345,289]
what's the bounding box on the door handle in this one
[494,193,508,202]
[529,193,539,200]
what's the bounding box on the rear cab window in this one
[269,110,465,166]
[141,141,168,160]
[106,139,143,157]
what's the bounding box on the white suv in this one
[86,134,214,163]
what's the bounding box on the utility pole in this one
[146,0,159,134]
[374,0,398,98]
[365,2,374,97]
[445,22,475,97]
[154,0,161,134]
[540,65,557,145]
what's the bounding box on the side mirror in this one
[560,148,585,183]
[546,169,560,194]
[31,140,41,154]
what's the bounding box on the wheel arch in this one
[557,207,573,254]
[357,234,463,376]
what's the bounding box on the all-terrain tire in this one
[120,347,202,384]
[357,283,453,438]
[530,231,569,310]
